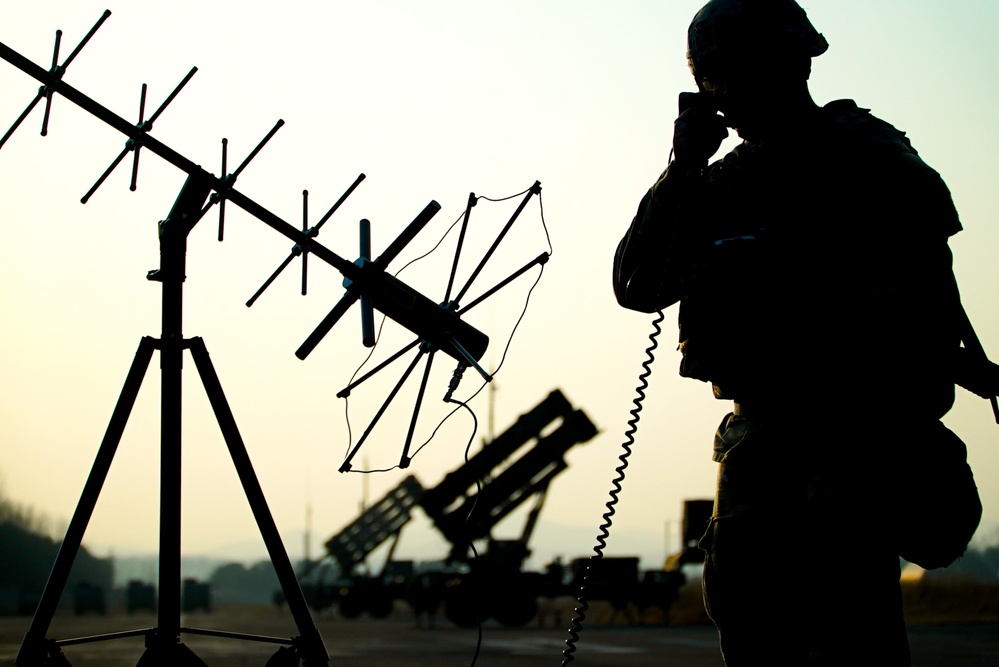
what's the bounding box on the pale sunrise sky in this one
[0,1,997,572]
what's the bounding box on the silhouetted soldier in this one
[613,1,983,664]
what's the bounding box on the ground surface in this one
[1,601,997,667]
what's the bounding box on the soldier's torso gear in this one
[673,100,962,416]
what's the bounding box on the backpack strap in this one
[953,303,999,424]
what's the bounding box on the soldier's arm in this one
[613,93,728,313]
[613,162,710,312]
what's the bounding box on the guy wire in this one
[560,309,665,666]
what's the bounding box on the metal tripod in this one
[15,175,329,667]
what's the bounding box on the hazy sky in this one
[1,1,998,575]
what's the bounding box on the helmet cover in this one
[687,0,828,88]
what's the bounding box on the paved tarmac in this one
[2,607,997,667]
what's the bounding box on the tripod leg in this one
[187,337,329,667]
[17,337,156,667]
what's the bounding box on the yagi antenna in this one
[245,172,366,305]
[0,12,559,660]
[0,9,111,149]
[0,4,552,493]
[81,66,198,203]
[326,184,548,473]
[0,11,337,666]
[211,119,286,241]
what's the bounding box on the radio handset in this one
[679,90,713,115]
[674,91,728,165]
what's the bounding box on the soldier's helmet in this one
[687,0,828,93]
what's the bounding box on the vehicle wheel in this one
[492,592,537,628]
[367,591,394,619]
[443,583,486,628]
[338,591,365,619]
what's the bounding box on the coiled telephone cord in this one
[560,309,665,665]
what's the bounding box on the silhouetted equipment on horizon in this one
[68,584,105,617]
[305,389,599,626]
[298,393,696,628]
[0,9,550,667]
[299,393,694,628]
[125,582,156,615]
[0,518,113,618]
[182,580,212,614]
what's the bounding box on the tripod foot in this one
[14,635,73,667]
[265,646,301,667]
[135,643,208,667]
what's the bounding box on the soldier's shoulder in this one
[821,99,917,155]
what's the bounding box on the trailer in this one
[304,391,713,627]
[305,389,597,626]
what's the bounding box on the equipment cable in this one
[560,309,665,665]
[340,188,550,472]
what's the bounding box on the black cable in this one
[340,190,549,472]
[560,309,665,665]
[443,395,484,667]
[338,208,466,466]
[407,259,545,463]
[332,188,547,667]
[341,314,390,462]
